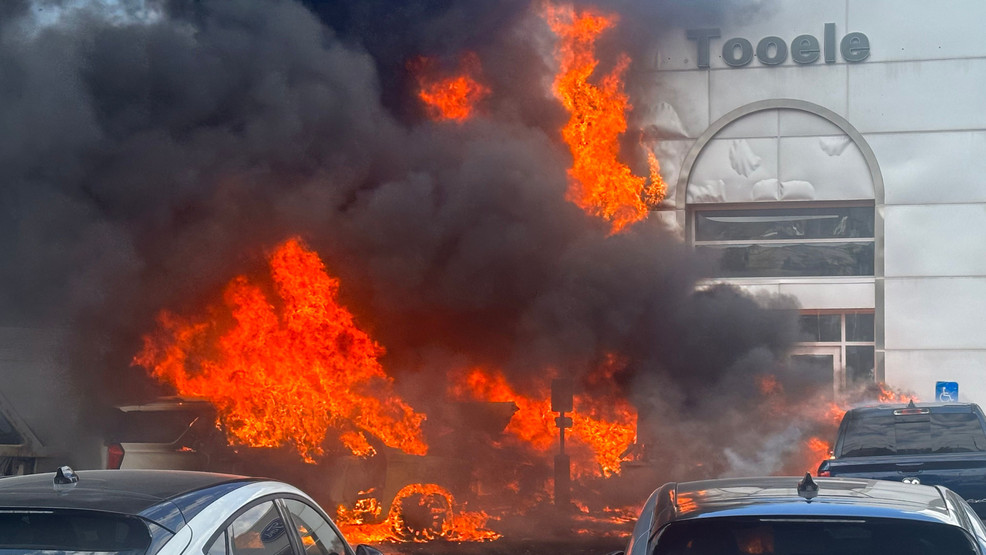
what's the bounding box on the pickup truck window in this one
[840,411,986,457]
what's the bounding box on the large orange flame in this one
[545,3,664,234]
[449,365,635,477]
[413,52,490,122]
[877,382,917,403]
[133,237,427,462]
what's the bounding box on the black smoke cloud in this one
[1,0,815,486]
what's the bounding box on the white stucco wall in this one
[644,0,986,404]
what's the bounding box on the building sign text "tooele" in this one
[686,24,869,68]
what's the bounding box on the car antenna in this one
[797,472,818,502]
[907,399,916,408]
[53,465,79,493]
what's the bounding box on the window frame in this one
[796,310,876,393]
[280,497,348,555]
[690,200,876,279]
[203,493,355,555]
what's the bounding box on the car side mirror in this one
[355,545,384,555]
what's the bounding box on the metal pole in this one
[552,378,573,511]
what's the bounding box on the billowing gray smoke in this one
[1,0,819,499]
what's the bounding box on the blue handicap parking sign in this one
[936,381,959,402]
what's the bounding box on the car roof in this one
[649,476,959,535]
[846,401,981,416]
[0,469,261,532]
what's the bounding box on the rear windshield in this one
[839,411,986,457]
[0,510,151,554]
[108,409,208,444]
[653,516,978,555]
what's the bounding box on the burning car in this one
[99,395,514,543]
[103,398,219,471]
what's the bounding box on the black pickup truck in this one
[818,401,986,518]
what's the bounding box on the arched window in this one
[674,100,885,390]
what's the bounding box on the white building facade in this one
[640,0,986,404]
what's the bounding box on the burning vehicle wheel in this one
[388,483,455,541]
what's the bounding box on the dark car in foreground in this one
[818,401,986,517]
[0,467,383,555]
[619,474,986,555]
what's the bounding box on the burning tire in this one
[387,483,455,541]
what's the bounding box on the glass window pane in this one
[841,411,986,456]
[0,511,152,551]
[840,413,895,457]
[207,531,229,555]
[846,313,875,342]
[799,315,840,342]
[0,412,23,444]
[283,499,346,555]
[698,242,874,277]
[653,516,978,555]
[798,315,820,341]
[695,206,874,241]
[846,346,874,384]
[229,502,292,555]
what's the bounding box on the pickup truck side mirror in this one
[355,545,384,555]
[817,459,831,477]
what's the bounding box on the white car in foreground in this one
[0,467,384,555]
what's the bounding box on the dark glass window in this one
[0,412,22,445]
[695,206,875,241]
[228,502,292,555]
[799,314,841,342]
[840,411,986,457]
[846,313,875,342]
[694,205,875,278]
[283,499,346,555]
[696,242,874,277]
[846,346,875,384]
[0,510,152,552]
[653,516,978,555]
[207,530,228,555]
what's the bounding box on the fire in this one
[545,3,664,234]
[805,436,833,470]
[646,150,668,207]
[877,382,917,403]
[336,484,500,544]
[756,374,782,395]
[133,237,427,462]
[795,383,920,472]
[413,52,490,122]
[449,365,636,477]
[574,354,638,477]
[449,367,556,450]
